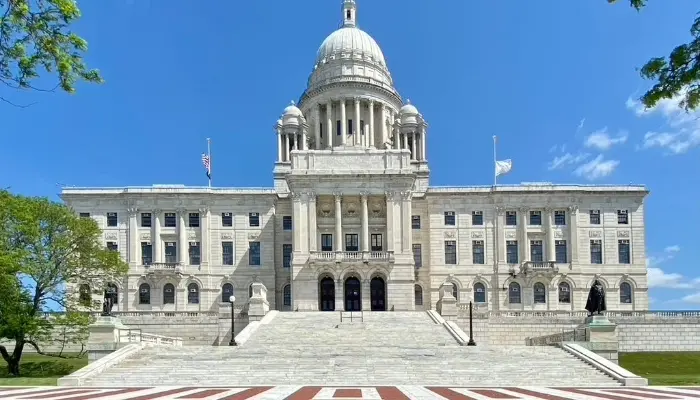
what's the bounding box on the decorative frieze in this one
[105,233,118,240]
[444,231,457,239]
[470,231,484,239]
[505,231,517,239]
[221,233,233,240]
[589,230,602,238]
[617,230,630,238]
[140,233,151,240]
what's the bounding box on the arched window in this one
[508,282,521,304]
[188,283,200,304]
[163,283,175,304]
[104,283,118,306]
[222,283,234,303]
[138,283,151,305]
[474,282,486,303]
[452,283,459,302]
[283,284,291,306]
[533,282,546,304]
[558,282,571,304]
[620,282,632,304]
[414,285,423,306]
[248,284,254,299]
[78,284,91,306]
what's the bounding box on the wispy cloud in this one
[682,293,700,304]
[548,152,590,170]
[627,93,700,154]
[573,154,620,180]
[584,128,628,151]
[577,118,586,132]
[647,245,700,291]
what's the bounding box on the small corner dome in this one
[283,101,303,117]
[400,101,418,115]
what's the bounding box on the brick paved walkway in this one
[0,386,699,399]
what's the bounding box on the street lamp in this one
[229,295,237,346]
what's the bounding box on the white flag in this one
[495,159,512,177]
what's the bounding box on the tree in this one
[0,190,128,376]
[0,0,103,107]
[611,0,700,111]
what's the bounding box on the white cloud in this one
[584,128,628,151]
[664,245,681,253]
[647,267,693,289]
[682,293,700,304]
[548,152,590,170]
[627,93,700,154]
[573,154,619,180]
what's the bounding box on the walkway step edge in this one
[57,343,145,387]
[561,343,648,386]
[236,310,279,346]
[427,310,470,346]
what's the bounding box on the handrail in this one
[339,311,364,323]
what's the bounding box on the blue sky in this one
[1,0,698,308]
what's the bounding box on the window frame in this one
[107,212,118,227]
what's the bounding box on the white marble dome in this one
[314,27,387,70]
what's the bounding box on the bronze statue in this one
[101,296,114,316]
[585,279,607,315]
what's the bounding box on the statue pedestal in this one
[437,283,457,318]
[248,282,270,321]
[87,316,130,363]
[578,315,619,364]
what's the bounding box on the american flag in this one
[201,153,211,179]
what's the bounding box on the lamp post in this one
[229,295,237,346]
[467,301,476,346]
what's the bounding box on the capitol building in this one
[62,0,649,316]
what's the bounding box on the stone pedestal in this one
[248,282,270,321]
[437,283,457,318]
[579,315,619,364]
[87,316,130,363]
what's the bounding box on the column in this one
[361,193,369,253]
[292,193,303,252]
[200,207,210,265]
[401,191,412,252]
[276,128,283,162]
[364,120,370,147]
[314,105,321,150]
[153,209,162,263]
[420,126,427,161]
[546,208,556,262]
[293,133,298,151]
[178,209,187,265]
[380,106,386,148]
[340,99,347,145]
[128,208,138,264]
[495,208,505,263]
[284,134,290,162]
[394,127,400,150]
[354,97,361,146]
[326,101,333,148]
[518,208,528,263]
[402,131,408,151]
[369,100,375,148]
[334,193,343,252]
[301,129,308,150]
[569,206,579,263]
[385,192,395,253]
[308,193,318,252]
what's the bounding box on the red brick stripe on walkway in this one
[636,388,700,398]
[17,389,99,400]
[508,388,573,400]
[123,387,197,400]
[0,388,74,399]
[57,388,147,400]
[603,389,683,399]
[376,386,411,400]
[283,386,323,400]
[333,388,363,398]
[216,386,274,400]
[177,389,231,399]
[471,389,518,399]
[426,387,479,400]
[560,388,638,400]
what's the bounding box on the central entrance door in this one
[319,277,335,311]
[344,277,362,311]
[370,277,386,311]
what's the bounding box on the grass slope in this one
[620,352,700,386]
[0,353,87,386]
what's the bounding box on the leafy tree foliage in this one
[0,190,128,376]
[0,0,102,106]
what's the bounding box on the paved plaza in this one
[1,386,699,400]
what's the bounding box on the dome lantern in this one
[343,0,357,28]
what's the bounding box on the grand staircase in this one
[78,311,621,387]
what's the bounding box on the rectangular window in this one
[529,211,542,226]
[472,240,485,264]
[165,242,177,263]
[336,120,341,135]
[107,212,118,227]
[530,240,543,262]
[617,210,629,225]
[444,240,457,265]
[321,234,333,252]
[282,244,292,268]
[164,213,176,227]
[413,244,422,268]
[188,242,201,265]
[590,240,603,264]
[348,119,353,134]
[319,122,323,138]
[222,241,234,265]
[618,240,631,264]
[188,213,200,228]
[106,242,118,252]
[141,242,152,265]
[554,210,566,226]
[141,212,152,227]
[555,240,568,263]
[505,211,517,226]
[249,242,261,266]
[506,240,518,264]
[444,211,456,226]
[222,213,233,227]
[79,212,91,219]
[282,216,292,231]
[471,211,483,226]
[345,234,359,252]
[249,212,260,227]
[589,210,600,225]
[411,215,421,229]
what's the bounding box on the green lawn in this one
[620,352,700,386]
[0,353,87,386]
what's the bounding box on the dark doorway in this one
[370,277,386,311]
[319,277,335,311]
[344,277,362,311]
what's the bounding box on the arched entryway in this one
[319,277,335,311]
[370,276,386,311]
[344,277,361,311]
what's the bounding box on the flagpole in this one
[207,138,212,188]
[493,135,497,186]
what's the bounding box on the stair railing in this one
[339,311,364,323]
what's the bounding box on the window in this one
[141,242,152,265]
[107,212,118,227]
[282,216,292,231]
[106,242,118,252]
[348,119,353,134]
[163,284,175,304]
[187,283,199,304]
[444,211,456,226]
[618,240,631,264]
[533,282,546,304]
[319,122,324,138]
[249,242,261,266]
[589,210,600,225]
[411,215,421,229]
[222,283,234,303]
[590,240,603,264]
[509,282,521,304]
[283,285,291,306]
[474,282,486,303]
[222,242,234,265]
[530,240,543,262]
[79,212,90,218]
[506,211,517,226]
[620,282,632,304]
[221,213,233,227]
[452,284,459,302]
[346,9,351,20]
[165,242,177,263]
[345,234,359,251]
[444,240,457,265]
[78,284,91,306]
[558,282,571,303]
[164,213,176,227]
[141,212,152,227]
[554,210,566,226]
[336,120,341,135]
[321,234,333,252]
[139,283,151,305]
[529,211,541,225]
[188,242,201,265]
[555,240,568,263]
[506,241,518,264]
[282,244,292,268]
[471,211,483,226]
[188,213,200,227]
[412,244,422,268]
[472,240,485,264]
[414,285,423,306]
[249,212,260,227]
[617,210,629,225]
[371,234,383,251]
[248,284,254,298]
